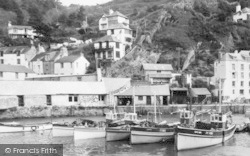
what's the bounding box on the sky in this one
[59,0,112,6]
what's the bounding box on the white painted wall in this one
[30,60,44,75]
[0,72,36,80]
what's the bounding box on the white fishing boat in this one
[74,127,106,140]
[0,122,52,133]
[106,125,130,142]
[130,126,174,144]
[175,112,236,151]
[52,124,74,137]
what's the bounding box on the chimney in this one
[109,9,114,15]
[236,3,241,12]
[37,43,45,54]
[8,21,12,27]
[97,68,102,82]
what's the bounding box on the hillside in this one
[1,0,250,77]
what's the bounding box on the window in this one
[232,64,235,70]
[61,63,64,68]
[125,37,132,42]
[111,29,114,34]
[241,72,244,79]
[69,95,78,102]
[232,81,235,87]
[232,72,236,79]
[241,64,244,70]
[0,72,3,77]
[241,81,244,87]
[108,51,112,58]
[18,96,24,107]
[157,70,161,73]
[17,59,20,64]
[116,42,120,48]
[15,73,18,79]
[97,52,101,58]
[99,95,105,101]
[46,95,52,106]
[0,59,3,64]
[77,77,81,81]
[138,96,143,101]
[16,51,20,56]
[240,89,244,95]
[25,73,28,77]
[0,51,3,57]
[116,51,120,58]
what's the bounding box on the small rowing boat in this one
[0,122,52,133]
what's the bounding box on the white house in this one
[99,9,130,31]
[141,63,173,84]
[0,46,37,68]
[54,53,90,75]
[0,64,36,80]
[233,4,250,22]
[8,21,38,39]
[94,35,125,63]
[214,50,250,102]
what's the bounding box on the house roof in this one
[0,64,35,73]
[170,88,188,91]
[148,74,172,78]
[94,35,121,43]
[103,78,131,93]
[190,88,211,97]
[106,23,131,30]
[0,46,31,54]
[105,11,127,18]
[115,85,170,96]
[31,51,61,62]
[0,81,107,96]
[142,63,173,71]
[55,55,80,63]
[8,25,33,30]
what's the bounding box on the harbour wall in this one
[0,104,249,119]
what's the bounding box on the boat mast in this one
[219,78,222,113]
[154,93,157,123]
[133,86,136,114]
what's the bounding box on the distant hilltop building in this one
[214,50,250,102]
[95,9,134,67]
[233,3,250,22]
[7,21,38,39]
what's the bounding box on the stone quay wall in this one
[0,104,249,119]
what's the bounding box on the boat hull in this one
[0,123,52,133]
[106,127,130,141]
[53,126,74,137]
[130,127,174,144]
[176,125,236,151]
[74,127,106,140]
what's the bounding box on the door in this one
[146,96,151,105]
[163,96,168,105]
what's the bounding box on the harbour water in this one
[0,116,250,156]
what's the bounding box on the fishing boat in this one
[52,123,74,137]
[74,120,106,140]
[175,111,236,151]
[0,122,52,133]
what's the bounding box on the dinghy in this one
[175,111,236,151]
[0,122,52,133]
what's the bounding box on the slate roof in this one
[55,55,80,63]
[0,81,106,96]
[115,85,170,96]
[142,63,173,71]
[170,88,188,91]
[148,74,172,78]
[0,64,35,73]
[8,25,33,29]
[31,51,61,62]
[0,46,31,54]
[105,11,127,18]
[94,35,121,43]
[190,88,211,97]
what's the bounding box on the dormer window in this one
[111,29,114,34]
[0,51,3,57]
[16,51,21,56]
